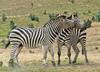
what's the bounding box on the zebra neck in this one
[46,24,61,43]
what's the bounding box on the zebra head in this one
[67,14,84,28]
[54,14,73,29]
[56,14,83,29]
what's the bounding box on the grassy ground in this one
[0,0,100,72]
[0,46,100,72]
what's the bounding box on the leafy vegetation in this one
[10,20,16,30]
[1,14,7,22]
[83,19,92,28]
[29,14,39,22]
[95,11,100,22]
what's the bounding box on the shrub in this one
[83,12,87,15]
[88,10,91,13]
[31,2,33,7]
[69,0,75,3]
[83,19,92,28]
[10,20,16,30]
[64,11,68,14]
[43,10,47,15]
[29,14,39,22]
[95,11,100,22]
[35,16,39,22]
[27,23,34,28]
[2,14,7,22]
[91,16,96,21]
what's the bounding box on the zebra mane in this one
[43,14,66,27]
[43,19,53,27]
[43,20,58,27]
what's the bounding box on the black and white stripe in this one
[57,27,89,65]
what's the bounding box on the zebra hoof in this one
[51,61,56,66]
[72,61,76,64]
[9,63,20,68]
[58,62,60,66]
[42,63,48,67]
[86,60,89,64]
[69,60,72,64]
[58,60,60,66]
[8,59,14,67]
[8,59,20,68]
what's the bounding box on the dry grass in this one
[0,46,100,72]
[86,22,100,49]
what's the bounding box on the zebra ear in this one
[67,15,72,20]
[59,15,66,19]
[56,15,66,21]
[73,13,78,17]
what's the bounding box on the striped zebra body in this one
[57,27,89,65]
[6,15,82,66]
[9,27,44,48]
[8,21,61,66]
[58,28,86,46]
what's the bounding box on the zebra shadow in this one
[57,62,100,67]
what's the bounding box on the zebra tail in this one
[4,39,10,49]
[4,29,11,49]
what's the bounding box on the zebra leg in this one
[80,39,89,63]
[57,42,62,65]
[9,44,18,67]
[42,45,48,66]
[66,44,71,64]
[72,45,80,64]
[57,47,61,65]
[83,48,89,63]
[14,44,23,64]
[48,47,56,66]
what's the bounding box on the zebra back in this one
[58,27,86,45]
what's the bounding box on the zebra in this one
[57,15,89,65]
[5,14,82,67]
